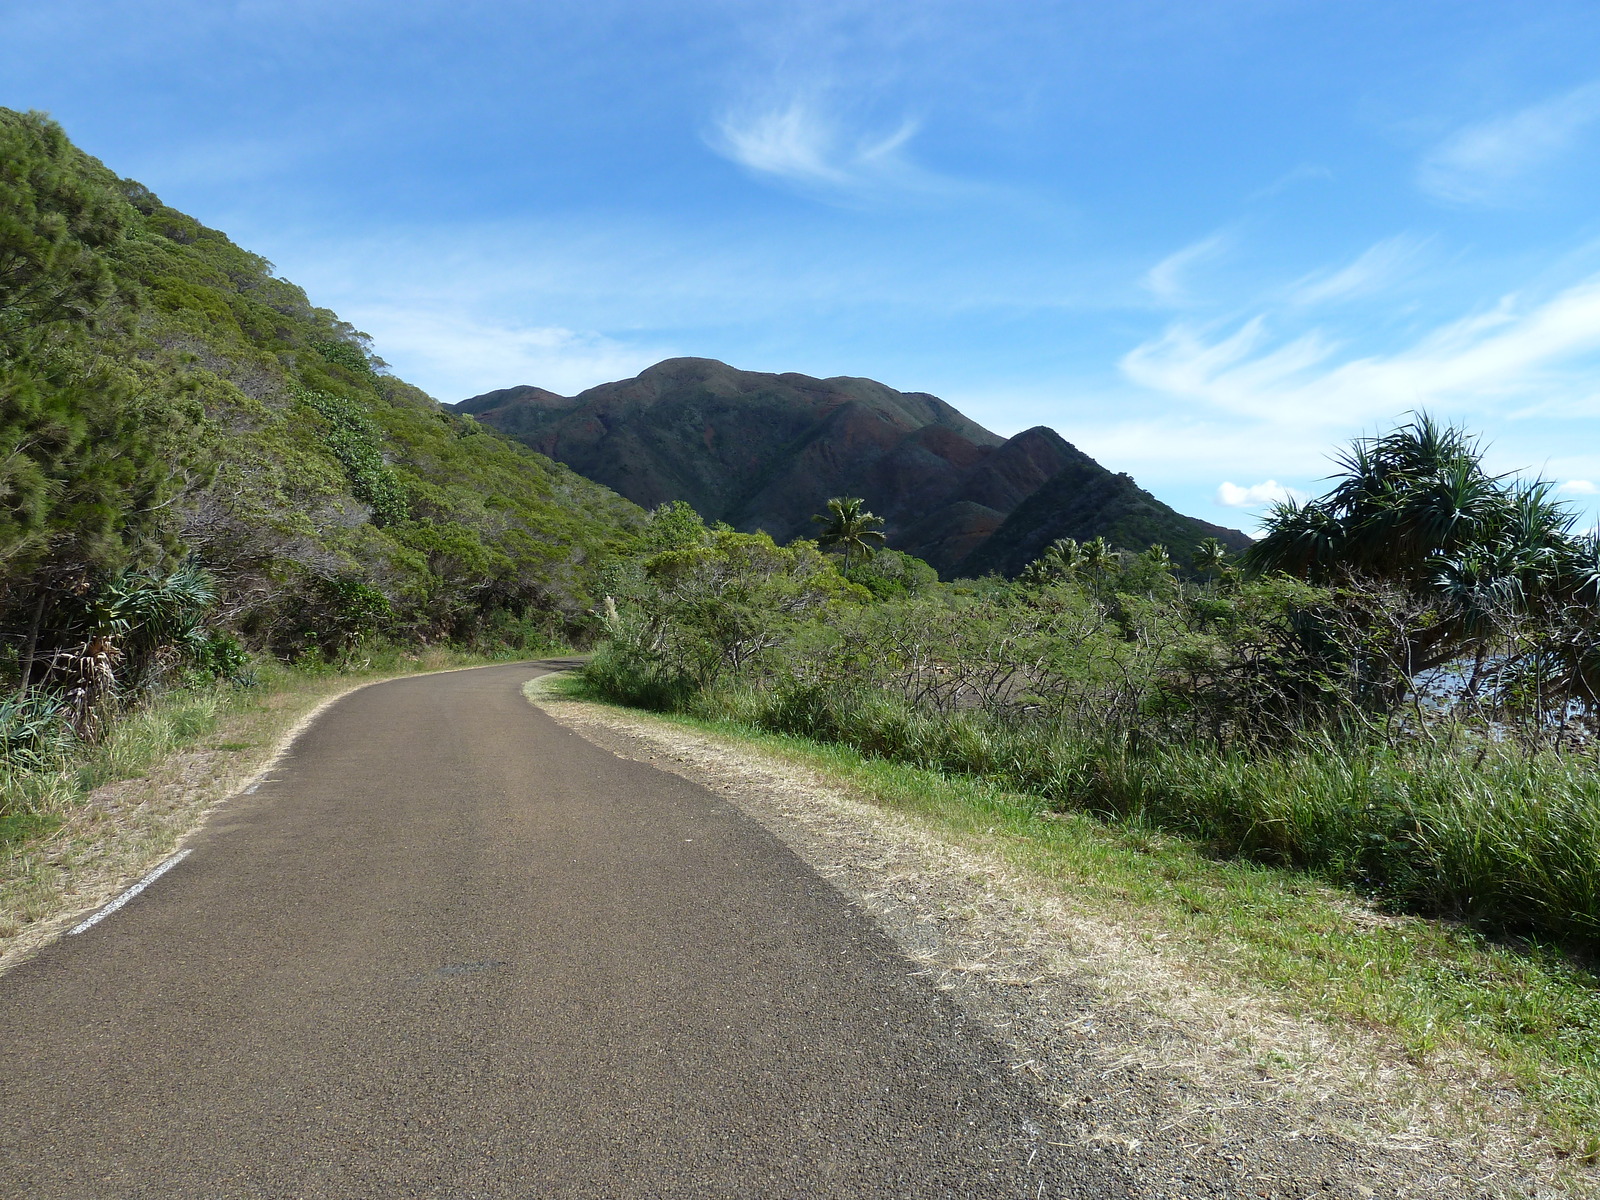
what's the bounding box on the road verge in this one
[529,671,1598,1199]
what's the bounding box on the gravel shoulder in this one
[531,681,1578,1200]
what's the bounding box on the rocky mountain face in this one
[456,358,1249,576]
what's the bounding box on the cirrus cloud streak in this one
[1419,80,1600,205]
[1121,273,1600,427]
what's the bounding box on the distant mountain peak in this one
[456,359,1248,576]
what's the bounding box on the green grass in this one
[555,671,1600,1160]
[0,811,59,849]
[656,675,1600,952]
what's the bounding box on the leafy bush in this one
[0,693,71,772]
[292,387,409,526]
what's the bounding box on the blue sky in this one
[6,1,1600,534]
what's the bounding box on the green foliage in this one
[0,692,71,771]
[583,420,1600,951]
[285,576,394,661]
[292,386,409,526]
[191,630,250,683]
[87,562,217,692]
[0,109,122,336]
[311,336,377,381]
[592,525,864,706]
[0,111,208,599]
[641,499,711,552]
[844,548,937,599]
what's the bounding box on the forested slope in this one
[1,108,643,705]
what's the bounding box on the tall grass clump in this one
[739,681,1600,945]
[0,684,229,849]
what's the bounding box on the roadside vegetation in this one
[589,422,1600,949]
[580,425,1600,1153]
[1,109,634,870]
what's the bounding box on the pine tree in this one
[0,110,203,690]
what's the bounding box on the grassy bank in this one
[561,670,1600,1166]
[0,646,542,957]
[590,650,1600,953]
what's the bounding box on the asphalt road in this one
[0,662,1128,1198]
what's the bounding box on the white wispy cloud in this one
[708,97,946,199]
[1216,479,1306,508]
[1122,273,1600,425]
[1561,479,1599,495]
[1247,163,1333,201]
[1289,235,1425,306]
[1143,233,1229,305]
[334,306,668,402]
[1419,81,1600,205]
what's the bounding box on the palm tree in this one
[1080,536,1118,576]
[1020,537,1082,586]
[1047,537,1083,574]
[1190,536,1229,579]
[1141,543,1174,572]
[812,496,887,569]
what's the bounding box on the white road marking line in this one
[68,850,193,935]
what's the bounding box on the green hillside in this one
[1,108,643,698]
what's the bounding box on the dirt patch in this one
[532,685,1579,1200]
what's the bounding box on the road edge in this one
[0,659,553,978]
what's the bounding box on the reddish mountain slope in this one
[456,358,1248,575]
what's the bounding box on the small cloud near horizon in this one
[1216,479,1307,508]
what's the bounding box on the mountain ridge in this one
[455,358,1249,576]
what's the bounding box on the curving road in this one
[0,662,1127,1198]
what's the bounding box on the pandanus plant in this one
[1243,414,1597,701]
